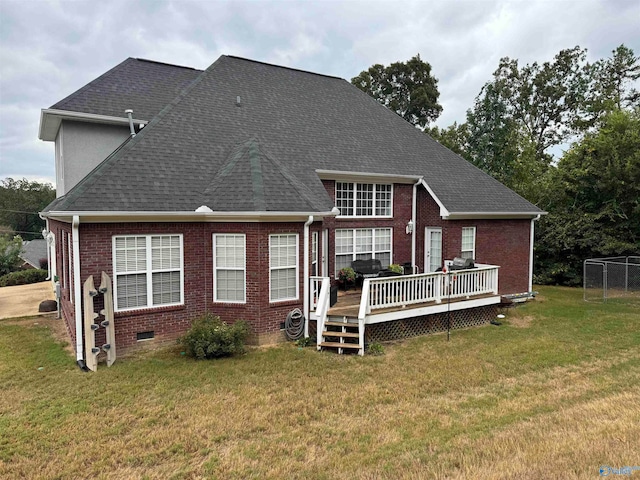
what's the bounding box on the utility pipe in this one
[72,215,85,368]
[303,215,313,338]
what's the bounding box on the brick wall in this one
[75,221,316,353]
[321,180,413,275]
[415,189,532,294]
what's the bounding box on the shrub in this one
[0,268,48,287]
[338,267,356,282]
[388,264,403,274]
[367,342,385,356]
[180,314,249,360]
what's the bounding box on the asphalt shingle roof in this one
[45,55,542,216]
[50,58,202,120]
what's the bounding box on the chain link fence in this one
[584,256,640,304]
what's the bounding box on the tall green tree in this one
[583,45,640,125]
[535,109,640,285]
[427,122,470,160]
[0,178,55,240]
[352,55,442,129]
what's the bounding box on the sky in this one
[0,0,638,187]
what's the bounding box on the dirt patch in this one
[508,315,534,328]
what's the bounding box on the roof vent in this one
[236,96,241,107]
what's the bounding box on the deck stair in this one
[319,315,363,355]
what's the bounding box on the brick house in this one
[39,56,543,366]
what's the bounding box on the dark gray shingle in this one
[46,56,542,216]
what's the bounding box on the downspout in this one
[72,215,86,369]
[529,214,541,293]
[125,109,136,137]
[42,218,51,280]
[303,215,313,338]
[411,177,423,273]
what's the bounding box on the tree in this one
[0,235,23,276]
[0,178,55,240]
[352,55,442,129]
[427,122,471,160]
[535,109,640,285]
[583,45,640,125]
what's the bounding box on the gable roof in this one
[43,55,543,218]
[20,239,47,269]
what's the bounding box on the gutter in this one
[303,215,313,338]
[41,209,338,223]
[72,215,86,369]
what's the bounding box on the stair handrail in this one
[315,277,331,350]
[358,278,371,320]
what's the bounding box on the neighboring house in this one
[19,239,48,270]
[39,56,544,365]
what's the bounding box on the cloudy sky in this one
[1,0,638,186]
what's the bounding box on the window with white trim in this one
[213,234,246,303]
[113,235,183,311]
[311,231,318,276]
[461,227,476,260]
[269,234,298,302]
[336,182,392,217]
[335,228,392,273]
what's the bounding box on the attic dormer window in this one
[336,182,392,217]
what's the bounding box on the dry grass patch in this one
[1,286,639,479]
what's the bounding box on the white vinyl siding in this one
[336,182,392,217]
[269,234,298,302]
[213,234,246,303]
[113,235,183,311]
[461,227,476,259]
[335,228,392,274]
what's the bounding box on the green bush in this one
[388,264,403,274]
[180,314,249,360]
[367,341,385,356]
[0,269,48,287]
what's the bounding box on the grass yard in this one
[1,286,639,479]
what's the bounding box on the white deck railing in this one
[359,264,499,315]
[310,276,325,311]
[313,277,331,350]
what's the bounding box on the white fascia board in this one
[39,109,148,141]
[419,179,450,218]
[41,210,338,223]
[315,169,422,185]
[443,211,548,220]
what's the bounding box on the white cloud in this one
[0,0,638,181]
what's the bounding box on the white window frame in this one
[461,227,476,260]
[269,233,299,303]
[335,182,393,218]
[334,228,393,275]
[61,234,67,291]
[213,234,246,304]
[112,234,184,312]
[311,231,318,277]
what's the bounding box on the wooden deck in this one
[328,288,497,318]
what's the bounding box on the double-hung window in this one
[335,228,392,273]
[213,234,246,303]
[113,235,183,311]
[336,182,392,217]
[461,227,476,259]
[270,234,298,302]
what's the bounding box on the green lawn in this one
[1,286,639,479]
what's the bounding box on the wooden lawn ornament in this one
[83,275,100,372]
[98,271,116,367]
